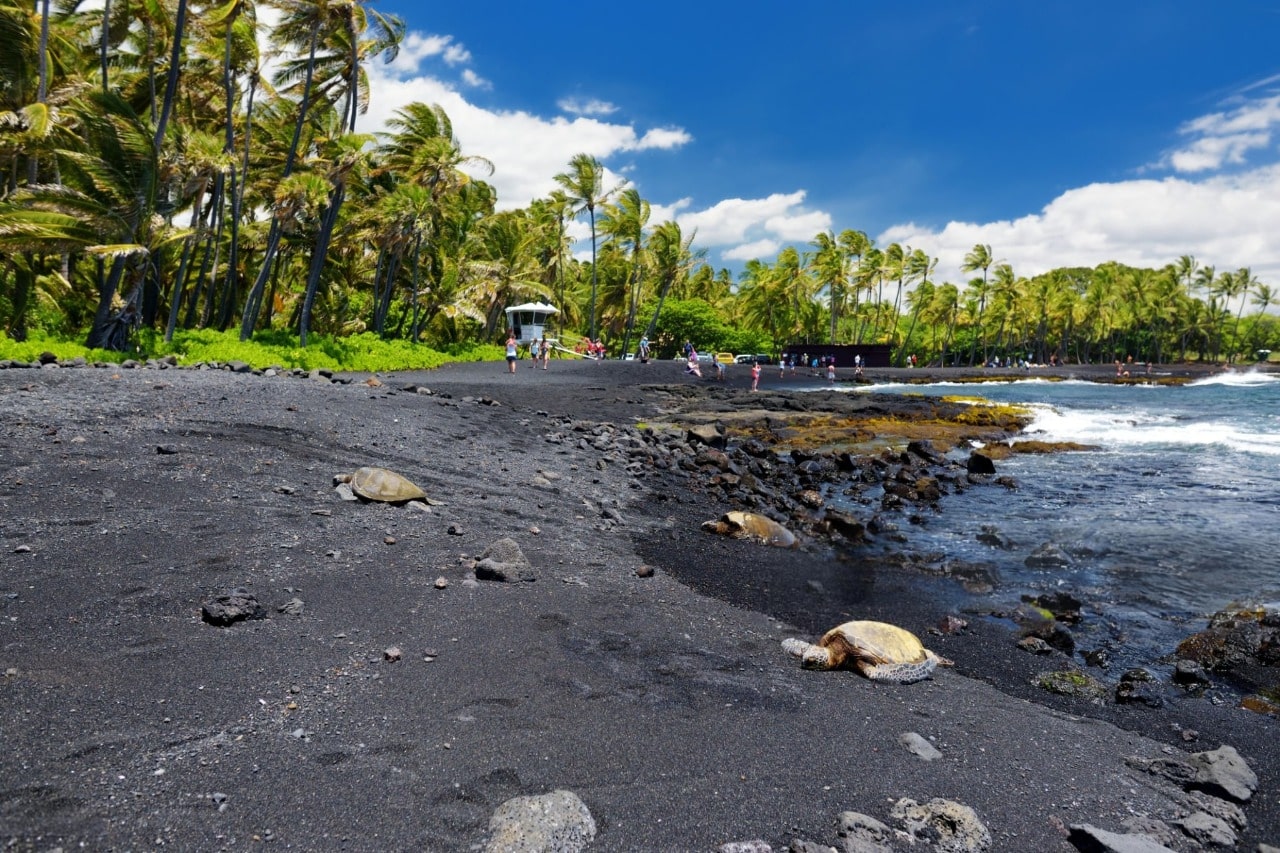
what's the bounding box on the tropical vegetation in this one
[1,1,1276,369]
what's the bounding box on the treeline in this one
[0,1,1275,365]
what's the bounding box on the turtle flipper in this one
[781,638,812,659]
[781,638,834,669]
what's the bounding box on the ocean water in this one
[844,370,1280,669]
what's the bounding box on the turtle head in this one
[801,646,834,669]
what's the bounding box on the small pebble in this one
[434,577,449,589]
[384,535,397,545]
[383,646,402,662]
[13,545,31,554]
[636,565,654,578]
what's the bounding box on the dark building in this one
[781,344,893,368]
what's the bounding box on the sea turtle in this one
[334,466,427,504]
[701,511,797,548]
[781,620,952,684]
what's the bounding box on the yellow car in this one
[715,352,735,364]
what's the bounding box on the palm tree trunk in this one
[240,21,320,341]
[86,256,128,349]
[299,185,346,346]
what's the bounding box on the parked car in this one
[715,352,735,364]
[734,354,756,364]
[753,353,775,365]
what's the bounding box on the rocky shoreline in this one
[1,355,1276,851]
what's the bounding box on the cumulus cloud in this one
[672,192,831,263]
[364,45,689,212]
[880,164,1280,285]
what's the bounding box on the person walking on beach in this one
[686,346,702,377]
[639,336,651,363]
[538,336,549,370]
[826,357,836,383]
[505,331,518,374]
[751,359,761,391]
[779,355,787,379]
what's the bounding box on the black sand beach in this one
[1,357,1275,851]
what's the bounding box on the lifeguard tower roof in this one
[504,302,559,346]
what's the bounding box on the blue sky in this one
[359,1,1280,288]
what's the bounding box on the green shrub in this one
[0,328,502,372]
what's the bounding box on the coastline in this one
[0,357,1274,851]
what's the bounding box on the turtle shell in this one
[822,620,927,664]
[821,620,938,682]
[701,511,797,547]
[343,466,426,503]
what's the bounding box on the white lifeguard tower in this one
[504,302,559,347]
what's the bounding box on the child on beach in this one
[826,358,836,383]
[751,360,761,391]
[686,348,702,377]
[505,331,518,374]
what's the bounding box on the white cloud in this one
[388,33,471,75]
[460,69,490,90]
[364,49,689,212]
[723,238,783,262]
[558,97,618,117]
[880,164,1280,286]
[358,28,1280,292]
[1169,133,1270,173]
[1162,93,1280,172]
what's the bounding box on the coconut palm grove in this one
[1,1,1276,369]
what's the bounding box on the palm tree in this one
[961,243,995,365]
[895,249,935,365]
[1247,281,1275,358]
[927,282,960,366]
[1226,267,1259,362]
[455,210,548,336]
[239,0,342,341]
[1174,254,1198,299]
[554,153,611,341]
[838,230,871,335]
[810,230,847,343]
[599,187,649,356]
[853,247,883,343]
[640,220,701,345]
[297,125,374,345]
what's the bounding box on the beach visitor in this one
[639,336,650,363]
[779,355,787,379]
[750,359,761,391]
[505,331,518,374]
[827,357,836,383]
[716,359,725,381]
[686,347,702,377]
[539,337,549,370]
